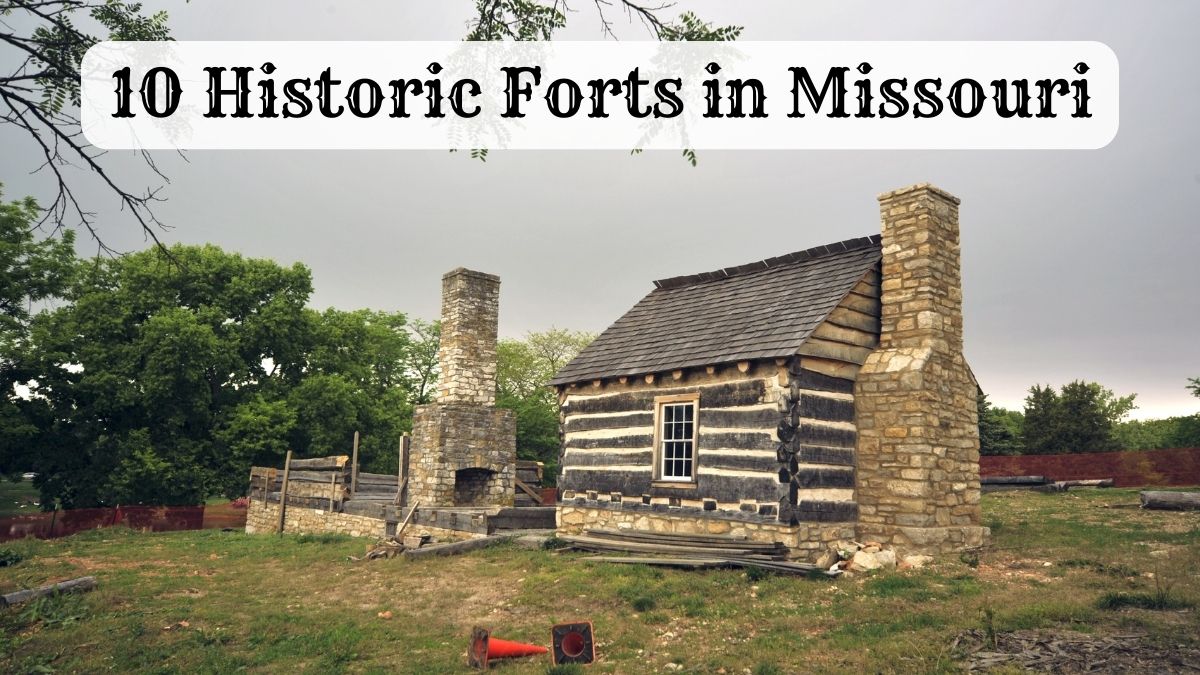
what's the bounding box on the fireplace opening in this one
[454,468,496,506]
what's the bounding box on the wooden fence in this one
[980,447,1200,488]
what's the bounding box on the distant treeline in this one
[979,379,1200,456]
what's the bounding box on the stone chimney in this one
[407,268,515,509]
[853,184,987,554]
[437,268,500,406]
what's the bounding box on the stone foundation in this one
[245,500,388,538]
[557,502,856,562]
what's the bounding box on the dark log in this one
[401,535,510,559]
[563,379,766,415]
[1,576,98,608]
[565,435,653,450]
[1139,491,1200,511]
[794,367,855,393]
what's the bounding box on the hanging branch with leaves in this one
[1,0,173,252]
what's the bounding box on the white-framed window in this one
[654,394,698,483]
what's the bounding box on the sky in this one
[1,1,1198,419]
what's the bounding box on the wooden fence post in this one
[396,433,411,506]
[277,450,293,536]
[351,431,360,495]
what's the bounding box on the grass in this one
[0,479,41,517]
[0,488,1197,673]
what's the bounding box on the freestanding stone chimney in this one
[854,184,988,553]
[407,268,516,508]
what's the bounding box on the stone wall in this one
[245,500,388,538]
[853,184,987,554]
[408,404,516,508]
[437,268,500,406]
[557,500,856,562]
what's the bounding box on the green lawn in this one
[1,488,1197,673]
[0,479,41,517]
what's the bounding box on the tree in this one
[1,1,173,249]
[12,243,315,506]
[1188,377,1200,399]
[0,187,76,480]
[496,328,594,481]
[1020,380,1136,454]
[977,392,1022,456]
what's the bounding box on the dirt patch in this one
[956,628,1200,672]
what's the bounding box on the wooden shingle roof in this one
[550,235,882,386]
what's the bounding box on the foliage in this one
[463,2,742,165]
[1188,377,1200,398]
[0,548,22,567]
[1,1,174,248]
[495,328,594,481]
[0,188,76,480]
[978,392,1023,456]
[6,241,442,506]
[1021,381,1136,454]
[1112,415,1200,451]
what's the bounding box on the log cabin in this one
[551,184,989,559]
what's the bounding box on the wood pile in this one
[561,529,836,576]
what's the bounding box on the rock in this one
[902,554,934,569]
[875,549,897,568]
[815,549,839,569]
[850,549,882,572]
[665,663,682,671]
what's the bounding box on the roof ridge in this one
[652,234,881,290]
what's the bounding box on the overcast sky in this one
[2,1,1198,419]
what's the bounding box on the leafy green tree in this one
[978,392,1022,456]
[1021,380,1136,454]
[496,328,594,482]
[1,188,76,480]
[14,244,314,506]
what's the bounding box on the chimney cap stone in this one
[877,183,961,205]
[442,267,501,283]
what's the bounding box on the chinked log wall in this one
[558,268,879,531]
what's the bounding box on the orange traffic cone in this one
[468,626,549,669]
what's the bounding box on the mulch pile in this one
[956,629,1200,673]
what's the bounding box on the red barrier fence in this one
[980,447,1200,488]
[0,503,248,542]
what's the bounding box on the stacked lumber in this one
[562,528,836,576]
[250,456,351,509]
[353,472,402,500]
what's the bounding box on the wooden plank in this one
[824,305,881,333]
[560,535,786,559]
[1,576,98,608]
[514,478,544,505]
[277,450,293,535]
[394,502,419,539]
[288,456,349,470]
[811,321,879,349]
[581,556,731,570]
[839,291,881,316]
[350,431,360,494]
[797,337,874,365]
